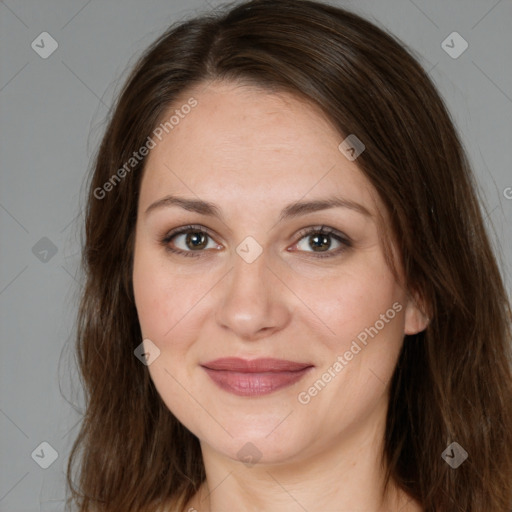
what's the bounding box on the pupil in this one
[186,232,207,250]
[311,234,330,252]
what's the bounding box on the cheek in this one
[132,254,166,338]
[298,260,404,353]
[132,249,217,384]
[132,254,201,419]
[132,255,214,437]
[133,248,195,339]
[296,268,405,436]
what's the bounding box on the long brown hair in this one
[66,1,512,510]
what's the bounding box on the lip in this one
[201,357,314,396]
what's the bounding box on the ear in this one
[403,290,430,335]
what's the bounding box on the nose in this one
[214,246,291,341]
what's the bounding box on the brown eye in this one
[307,233,332,252]
[293,226,351,259]
[183,231,209,250]
[161,225,221,258]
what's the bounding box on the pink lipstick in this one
[201,357,314,396]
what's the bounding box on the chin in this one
[197,416,310,467]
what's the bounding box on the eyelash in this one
[161,224,352,260]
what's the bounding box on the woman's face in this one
[132,81,427,466]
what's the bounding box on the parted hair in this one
[66,1,512,511]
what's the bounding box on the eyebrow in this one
[144,194,372,222]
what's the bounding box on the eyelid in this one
[294,224,350,243]
[161,224,217,243]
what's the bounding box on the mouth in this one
[201,357,314,396]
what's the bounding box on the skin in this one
[132,80,428,512]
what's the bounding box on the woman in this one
[66,0,512,511]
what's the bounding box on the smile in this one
[201,357,314,396]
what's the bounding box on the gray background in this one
[1,0,511,510]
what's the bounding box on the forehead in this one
[140,81,380,214]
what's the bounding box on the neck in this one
[185,397,422,512]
